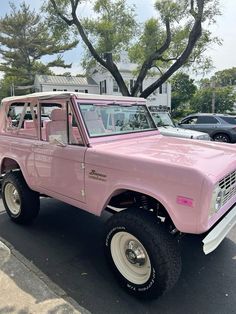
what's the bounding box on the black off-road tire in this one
[2,171,40,224]
[104,209,182,300]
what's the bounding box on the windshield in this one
[150,111,174,127]
[78,103,156,137]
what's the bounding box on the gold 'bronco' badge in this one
[89,169,107,182]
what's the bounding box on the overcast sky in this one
[1,0,236,78]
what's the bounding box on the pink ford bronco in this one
[0,91,236,299]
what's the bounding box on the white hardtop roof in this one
[2,91,146,104]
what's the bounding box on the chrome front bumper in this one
[203,204,236,254]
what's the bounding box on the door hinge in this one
[81,189,85,197]
[81,163,85,169]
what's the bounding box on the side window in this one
[182,117,198,125]
[41,102,83,145]
[196,116,219,124]
[40,103,61,141]
[6,102,38,138]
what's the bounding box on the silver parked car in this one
[148,107,210,140]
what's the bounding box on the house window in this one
[130,79,136,93]
[159,83,167,94]
[78,89,89,93]
[75,89,78,92]
[100,80,107,94]
[53,89,57,91]
[113,79,119,92]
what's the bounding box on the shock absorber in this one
[140,195,149,210]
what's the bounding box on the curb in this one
[0,236,90,314]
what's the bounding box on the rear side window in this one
[196,116,219,124]
[220,116,236,124]
[6,102,38,138]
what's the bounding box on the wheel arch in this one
[1,157,21,174]
[102,188,176,227]
[0,157,31,187]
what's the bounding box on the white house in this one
[34,56,171,108]
[89,54,171,108]
[34,75,99,94]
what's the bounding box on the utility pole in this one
[211,81,216,113]
[10,83,15,96]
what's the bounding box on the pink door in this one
[33,142,86,202]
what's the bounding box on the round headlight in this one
[210,185,223,217]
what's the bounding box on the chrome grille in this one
[219,170,236,207]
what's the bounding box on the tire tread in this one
[105,208,181,299]
[2,171,40,224]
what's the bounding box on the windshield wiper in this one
[158,124,170,127]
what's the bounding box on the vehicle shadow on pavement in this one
[0,198,235,314]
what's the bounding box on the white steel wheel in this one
[2,171,40,224]
[110,231,151,285]
[4,183,21,216]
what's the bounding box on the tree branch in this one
[75,0,80,8]
[152,65,164,76]
[159,56,178,62]
[141,0,204,98]
[50,0,74,25]
[51,0,130,95]
[131,17,171,96]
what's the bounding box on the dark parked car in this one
[179,113,236,143]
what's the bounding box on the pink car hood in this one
[91,134,236,182]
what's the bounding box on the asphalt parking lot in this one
[0,197,235,314]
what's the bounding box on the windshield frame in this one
[77,102,157,139]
